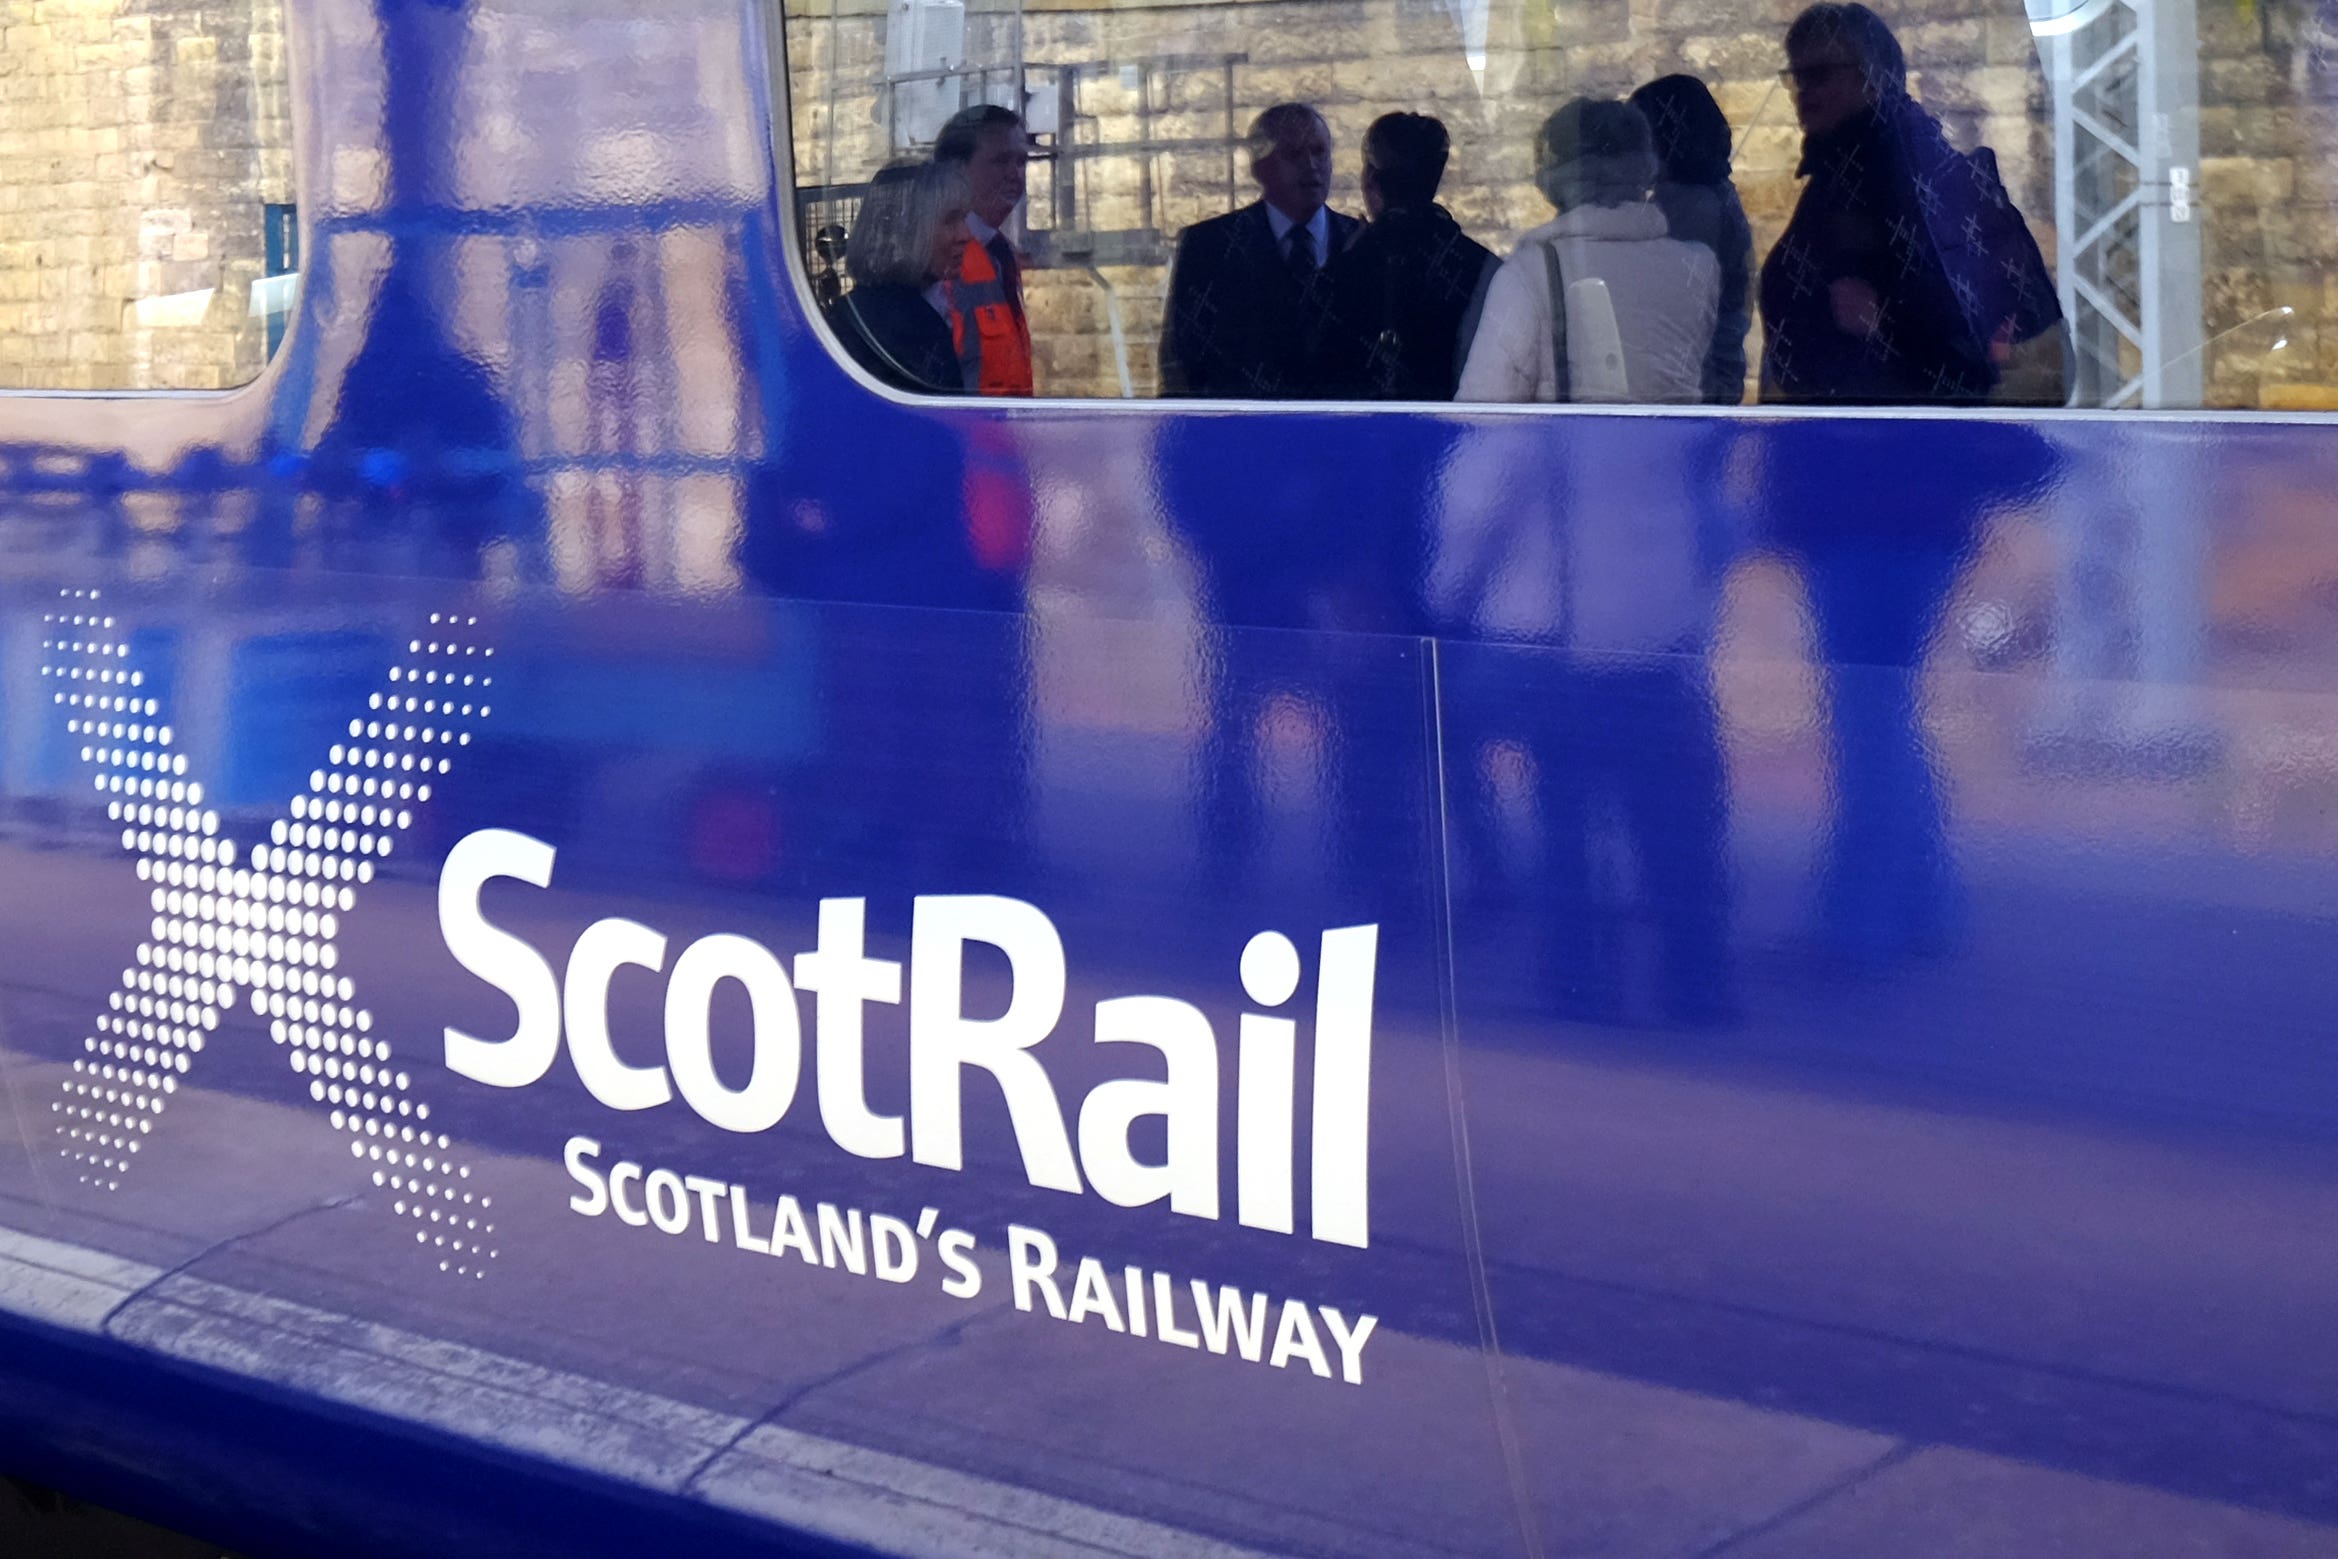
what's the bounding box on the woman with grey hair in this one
[1455,98,1717,405]
[830,159,973,393]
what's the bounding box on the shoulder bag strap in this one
[1540,240,1574,648]
[1542,239,1572,403]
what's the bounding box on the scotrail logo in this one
[42,588,500,1279]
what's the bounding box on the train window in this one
[0,0,294,391]
[778,0,2338,411]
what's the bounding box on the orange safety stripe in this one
[949,236,1035,397]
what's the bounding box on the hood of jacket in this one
[1520,202,1672,244]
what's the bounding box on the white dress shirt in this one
[1263,201,1330,265]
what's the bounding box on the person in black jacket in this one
[829,160,973,394]
[1159,103,1360,398]
[1318,112,1497,402]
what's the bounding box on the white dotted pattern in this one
[44,589,502,1279]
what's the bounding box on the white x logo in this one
[43,588,503,1280]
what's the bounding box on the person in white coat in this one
[1437,97,1739,1027]
[1457,98,1717,406]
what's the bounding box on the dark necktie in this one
[1286,222,1317,287]
[985,233,1024,323]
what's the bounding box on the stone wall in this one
[783,0,2338,406]
[2198,0,2338,403]
[0,0,294,391]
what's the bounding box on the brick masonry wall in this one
[784,0,2338,406]
[2197,0,2338,402]
[0,0,293,390]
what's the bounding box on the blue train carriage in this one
[4,0,2338,1553]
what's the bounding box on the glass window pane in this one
[778,0,2338,410]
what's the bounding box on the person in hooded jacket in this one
[1629,74,1754,405]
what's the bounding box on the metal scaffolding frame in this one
[2027,0,2214,770]
[2036,0,2204,407]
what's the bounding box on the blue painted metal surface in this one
[0,0,2335,1554]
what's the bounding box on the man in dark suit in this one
[1154,105,1425,909]
[1159,103,1360,398]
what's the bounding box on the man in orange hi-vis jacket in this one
[933,104,1035,398]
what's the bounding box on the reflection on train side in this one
[9,395,2338,1553]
